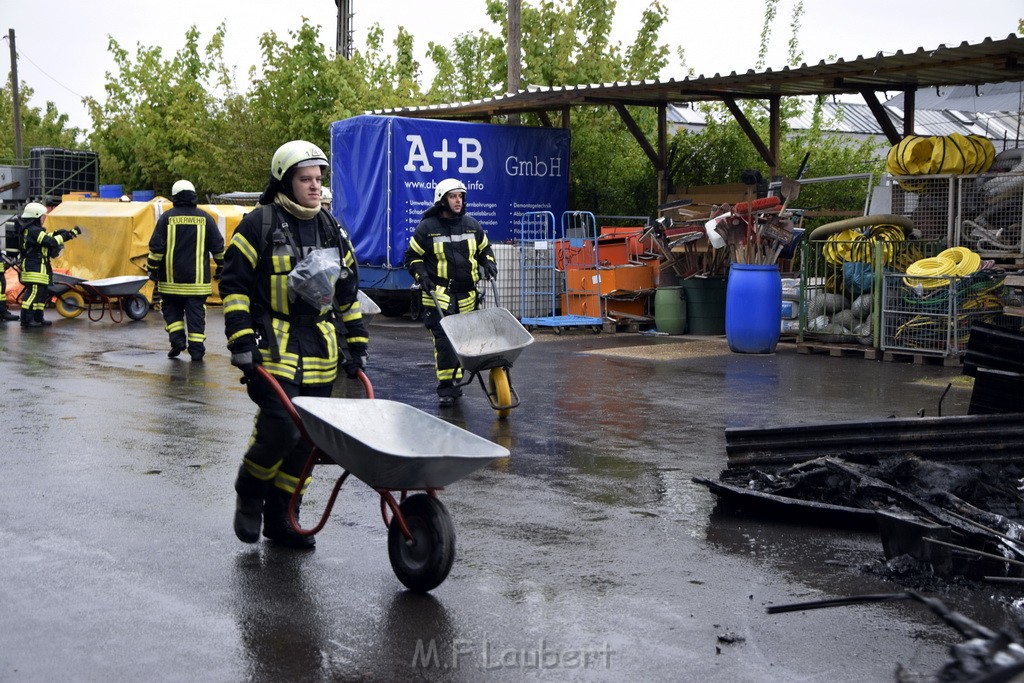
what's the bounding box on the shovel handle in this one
[488,277,500,308]
[429,289,444,317]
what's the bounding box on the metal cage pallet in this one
[888,172,1024,263]
[798,238,943,348]
[880,272,1011,357]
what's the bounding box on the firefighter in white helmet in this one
[16,202,82,328]
[146,179,225,361]
[320,186,332,212]
[404,178,497,406]
[220,140,368,549]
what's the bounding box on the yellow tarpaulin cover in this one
[46,198,254,303]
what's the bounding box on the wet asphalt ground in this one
[0,304,1009,681]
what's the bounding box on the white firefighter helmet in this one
[433,178,467,204]
[321,187,333,202]
[271,140,328,181]
[21,202,47,219]
[172,179,195,196]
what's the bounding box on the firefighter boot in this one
[262,489,316,549]
[0,303,18,322]
[23,309,43,328]
[168,333,187,358]
[36,310,52,326]
[437,380,463,407]
[233,468,267,543]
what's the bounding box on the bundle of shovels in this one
[651,216,729,278]
[705,177,802,265]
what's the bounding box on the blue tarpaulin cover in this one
[330,115,570,269]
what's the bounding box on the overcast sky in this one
[4,0,1022,133]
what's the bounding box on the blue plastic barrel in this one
[99,184,123,198]
[132,189,155,201]
[725,264,782,353]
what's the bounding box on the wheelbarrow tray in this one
[439,307,534,374]
[51,273,87,295]
[357,289,381,324]
[81,275,149,297]
[292,396,508,489]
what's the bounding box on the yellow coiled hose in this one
[903,247,983,288]
[936,247,982,276]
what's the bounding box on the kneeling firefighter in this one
[220,140,369,549]
[16,202,82,328]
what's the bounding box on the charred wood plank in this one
[691,476,878,531]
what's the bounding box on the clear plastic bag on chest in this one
[287,247,349,313]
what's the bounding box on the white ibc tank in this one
[481,244,523,317]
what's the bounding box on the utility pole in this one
[335,0,354,59]
[8,29,23,164]
[507,0,521,124]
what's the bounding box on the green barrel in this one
[654,286,687,335]
[680,276,727,335]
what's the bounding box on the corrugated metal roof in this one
[888,80,1024,112]
[669,101,1023,153]
[375,35,1024,119]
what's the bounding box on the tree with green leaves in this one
[667,0,884,218]
[421,0,671,215]
[84,25,233,195]
[0,78,85,163]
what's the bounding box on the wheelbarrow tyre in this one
[388,493,456,593]
[124,294,149,321]
[55,291,85,319]
[488,368,512,419]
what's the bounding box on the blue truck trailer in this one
[329,115,570,315]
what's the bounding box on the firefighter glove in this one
[411,262,434,292]
[229,338,262,383]
[482,261,498,281]
[148,269,159,282]
[341,353,366,379]
[213,264,223,280]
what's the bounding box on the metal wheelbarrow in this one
[254,365,507,593]
[51,274,150,322]
[433,280,534,418]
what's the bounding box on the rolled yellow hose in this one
[936,247,981,276]
[903,256,957,288]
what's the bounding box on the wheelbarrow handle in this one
[253,365,375,439]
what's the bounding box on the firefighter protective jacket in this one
[219,204,367,385]
[17,216,67,285]
[147,205,225,296]
[404,208,496,311]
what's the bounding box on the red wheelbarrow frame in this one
[252,365,439,544]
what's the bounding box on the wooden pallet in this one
[796,341,881,360]
[602,316,655,334]
[882,350,963,367]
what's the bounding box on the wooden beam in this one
[722,96,776,169]
[768,96,780,177]
[613,103,660,167]
[658,103,668,207]
[859,89,902,145]
[903,89,916,136]
[537,111,553,128]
